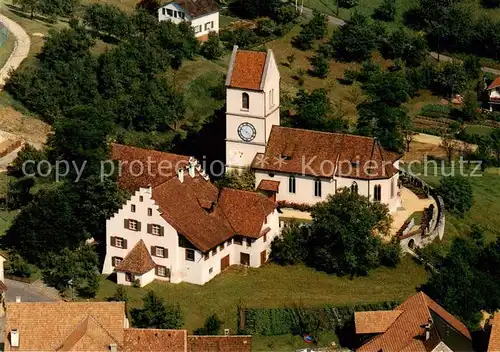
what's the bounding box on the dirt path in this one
[0,13,30,87]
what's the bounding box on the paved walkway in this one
[5,279,58,302]
[0,14,31,87]
[390,187,435,236]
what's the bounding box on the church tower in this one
[225,45,280,170]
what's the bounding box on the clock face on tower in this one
[237,122,257,142]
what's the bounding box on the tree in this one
[373,0,396,22]
[7,177,35,209]
[83,4,134,40]
[309,54,329,78]
[292,89,348,132]
[307,190,392,276]
[488,128,500,165]
[256,18,277,37]
[362,69,413,106]
[461,90,479,122]
[216,168,255,191]
[7,144,46,178]
[330,12,377,62]
[106,285,128,302]
[194,314,222,335]
[200,32,224,60]
[131,291,183,329]
[13,0,40,19]
[440,133,458,163]
[270,221,309,265]
[381,28,428,67]
[5,252,33,278]
[434,61,468,97]
[437,176,473,215]
[339,0,358,8]
[463,55,482,80]
[286,53,296,69]
[309,10,328,40]
[293,26,316,50]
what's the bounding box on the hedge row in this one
[238,301,399,336]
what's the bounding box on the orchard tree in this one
[434,61,468,97]
[307,190,392,276]
[437,176,473,215]
[83,4,134,40]
[381,28,428,66]
[310,54,329,78]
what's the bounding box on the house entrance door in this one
[240,252,250,266]
[221,254,230,271]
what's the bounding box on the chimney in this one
[10,329,19,347]
[15,296,21,303]
[177,168,184,183]
[188,157,197,178]
[424,319,432,341]
[109,343,117,352]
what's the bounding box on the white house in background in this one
[487,76,500,111]
[157,0,219,40]
[102,144,279,287]
[225,46,403,212]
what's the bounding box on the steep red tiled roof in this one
[114,240,156,275]
[355,311,403,334]
[217,188,276,238]
[111,143,189,192]
[228,50,267,90]
[488,314,500,351]
[488,77,500,90]
[124,328,187,352]
[251,126,400,180]
[357,292,472,352]
[4,302,126,351]
[167,0,219,19]
[257,179,280,192]
[188,335,252,352]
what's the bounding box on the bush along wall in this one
[237,301,399,336]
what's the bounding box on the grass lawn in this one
[96,258,428,336]
[464,124,494,137]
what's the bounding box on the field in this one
[95,258,428,346]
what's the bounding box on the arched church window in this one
[242,93,249,110]
[351,182,358,194]
[374,184,382,202]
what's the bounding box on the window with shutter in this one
[136,221,141,231]
[124,219,129,229]
[123,239,127,249]
[147,224,152,234]
[151,246,156,255]
[148,208,152,216]
[111,237,116,246]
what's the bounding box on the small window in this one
[391,178,395,198]
[227,239,232,246]
[194,25,202,33]
[180,12,185,19]
[152,225,160,236]
[148,208,152,216]
[242,93,249,110]
[125,273,133,282]
[205,22,211,30]
[314,179,322,197]
[351,182,358,194]
[234,236,243,245]
[204,253,209,261]
[162,8,165,15]
[186,249,195,261]
[374,185,382,202]
[268,173,275,177]
[247,238,253,247]
[157,266,167,277]
[220,243,225,250]
[115,237,124,248]
[131,204,136,212]
[173,11,178,18]
[129,220,137,231]
[112,257,123,266]
[263,233,267,242]
[209,267,213,274]
[139,196,143,202]
[212,248,217,256]
[269,89,274,109]
[167,8,173,16]
[156,247,165,258]
[289,176,296,194]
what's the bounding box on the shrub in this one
[200,32,224,60]
[379,239,401,267]
[309,54,329,78]
[106,285,128,302]
[256,18,277,37]
[339,0,358,8]
[5,252,33,278]
[437,176,473,215]
[194,314,222,335]
[373,0,396,22]
[270,221,309,265]
[216,167,255,191]
[419,104,451,119]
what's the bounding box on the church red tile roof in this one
[251,126,400,180]
[357,292,472,352]
[114,240,156,274]
[227,49,267,90]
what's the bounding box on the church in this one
[225,45,402,212]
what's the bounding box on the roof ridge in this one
[112,143,189,160]
[273,126,379,141]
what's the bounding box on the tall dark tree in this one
[131,291,184,329]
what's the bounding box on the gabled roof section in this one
[216,188,276,238]
[56,315,121,351]
[124,328,187,352]
[188,335,252,352]
[488,314,500,351]
[115,240,156,275]
[251,126,400,180]
[488,76,500,90]
[257,180,280,192]
[4,302,125,351]
[226,46,271,91]
[357,292,472,352]
[355,311,403,334]
[164,0,219,18]
[111,143,189,192]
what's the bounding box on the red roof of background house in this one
[488,77,500,90]
[188,335,252,352]
[488,314,500,351]
[114,240,156,274]
[227,50,267,90]
[112,144,276,253]
[257,180,280,192]
[251,126,400,180]
[356,292,472,352]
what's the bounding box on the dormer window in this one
[242,93,249,110]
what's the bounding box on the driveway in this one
[5,279,57,302]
